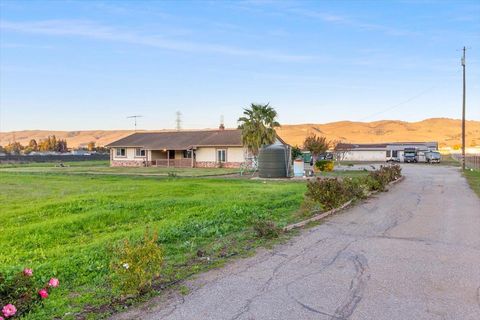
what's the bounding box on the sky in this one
[0,0,479,132]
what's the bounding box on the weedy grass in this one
[0,171,305,319]
[464,169,480,197]
[0,160,239,177]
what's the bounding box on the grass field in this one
[464,169,480,197]
[0,160,239,177]
[0,168,306,319]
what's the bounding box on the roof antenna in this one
[219,114,225,130]
[176,111,182,131]
[127,115,143,132]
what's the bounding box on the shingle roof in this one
[106,129,243,150]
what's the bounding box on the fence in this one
[0,154,110,163]
[153,159,193,168]
[451,154,480,170]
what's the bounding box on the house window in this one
[217,149,226,163]
[116,148,126,157]
[135,148,146,157]
[183,150,192,158]
[392,150,398,157]
[386,150,391,157]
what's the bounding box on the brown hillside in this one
[276,118,480,148]
[1,118,479,148]
[0,130,134,149]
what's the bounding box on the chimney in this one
[219,114,225,130]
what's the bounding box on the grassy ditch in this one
[464,169,480,197]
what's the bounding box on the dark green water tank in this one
[258,145,288,178]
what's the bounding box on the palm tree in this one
[238,103,280,158]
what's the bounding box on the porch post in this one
[167,150,170,167]
[191,150,194,168]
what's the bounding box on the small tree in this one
[291,145,303,160]
[87,141,96,151]
[28,139,38,151]
[303,134,329,159]
[4,142,24,154]
[332,140,352,164]
[238,103,280,158]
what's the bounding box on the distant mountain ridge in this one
[1,118,479,148]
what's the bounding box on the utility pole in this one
[176,111,182,131]
[461,46,466,170]
[127,115,143,132]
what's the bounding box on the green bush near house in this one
[315,160,334,172]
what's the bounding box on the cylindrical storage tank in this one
[258,145,288,178]
[293,158,305,177]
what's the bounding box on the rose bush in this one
[0,268,59,318]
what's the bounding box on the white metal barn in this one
[335,142,438,162]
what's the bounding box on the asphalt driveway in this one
[113,165,480,320]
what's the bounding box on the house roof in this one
[106,129,244,150]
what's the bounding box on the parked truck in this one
[403,148,417,163]
[425,151,441,163]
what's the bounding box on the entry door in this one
[168,150,176,159]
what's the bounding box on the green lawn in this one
[0,160,110,168]
[464,169,480,197]
[0,171,305,319]
[0,160,239,177]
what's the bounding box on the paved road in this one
[113,165,480,320]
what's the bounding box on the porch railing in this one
[153,159,193,168]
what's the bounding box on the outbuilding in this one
[335,142,438,162]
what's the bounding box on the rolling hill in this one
[1,118,479,149]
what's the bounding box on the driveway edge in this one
[284,175,405,231]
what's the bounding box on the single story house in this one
[106,128,287,168]
[335,142,438,162]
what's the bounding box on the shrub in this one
[253,220,282,239]
[304,165,402,212]
[0,268,59,318]
[297,197,322,218]
[367,164,402,191]
[305,178,349,211]
[315,160,334,172]
[110,229,164,295]
[363,175,384,191]
[343,177,369,199]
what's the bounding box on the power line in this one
[175,111,182,131]
[357,86,436,122]
[310,86,437,135]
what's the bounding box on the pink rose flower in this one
[2,304,17,317]
[48,277,59,288]
[23,268,33,277]
[38,289,49,299]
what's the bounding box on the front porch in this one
[150,149,195,168]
